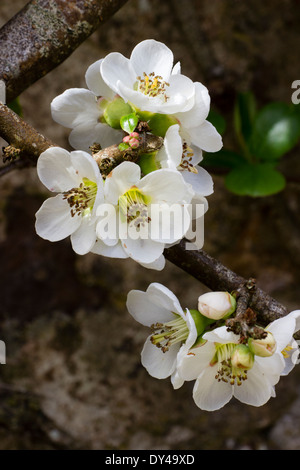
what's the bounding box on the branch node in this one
[226,279,267,341]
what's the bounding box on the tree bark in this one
[0,0,129,103]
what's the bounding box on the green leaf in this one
[207,109,226,136]
[234,91,257,144]
[118,142,130,152]
[120,113,139,134]
[249,102,300,161]
[225,162,286,197]
[202,149,245,170]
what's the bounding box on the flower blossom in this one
[177,310,300,411]
[51,60,124,153]
[95,161,193,270]
[35,147,104,255]
[100,39,196,115]
[126,283,202,388]
[155,124,214,204]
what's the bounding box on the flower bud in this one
[248,331,276,357]
[103,97,133,129]
[231,344,254,370]
[197,291,236,320]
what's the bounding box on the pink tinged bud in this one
[123,135,130,143]
[248,332,276,357]
[130,132,139,139]
[129,138,140,149]
[197,291,236,320]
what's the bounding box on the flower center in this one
[118,187,152,228]
[179,142,198,173]
[62,177,97,217]
[211,343,250,386]
[150,314,189,353]
[136,72,169,101]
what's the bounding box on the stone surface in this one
[0,0,300,450]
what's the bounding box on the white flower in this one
[51,60,124,153]
[126,283,198,388]
[95,161,193,270]
[177,311,300,411]
[35,147,104,255]
[156,124,214,203]
[175,82,223,153]
[268,309,300,376]
[100,39,196,114]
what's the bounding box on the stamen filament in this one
[150,315,189,353]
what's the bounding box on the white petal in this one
[35,194,81,241]
[138,169,191,203]
[176,82,211,128]
[203,326,240,344]
[255,353,285,376]
[104,161,141,204]
[137,255,166,271]
[189,144,203,166]
[172,62,181,75]
[193,366,233,411]
[166,74,195,113]
[149,203,191,244]
[37,147,79,192]
[171,370,185,390]
[69,150,100,183]
[147,283,184,315]
[51,88,100,128]
[69,122,123,153]
[126,289,176,327]
[70,217,97,255]
[281,338,299,376]
[267,314,297,353]
[178,341,216,381]
[163,124,183,168]
[122,236,165,265]
[290,309,300,332]
[85,59,115,100]
[91,238,128,258]
[182,166,214,197]
[100,52,136,96]
[141,335,179,379]
[189,120,223,152]
[233,363,275,407]
[130,39,173,80]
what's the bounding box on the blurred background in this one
[0,0,300,450]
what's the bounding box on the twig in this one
[0,103,55,161]
[164,240,288,325]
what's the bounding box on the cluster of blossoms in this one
[35,40,222,270]
[127,284,300,411]
[34,39,300,412]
